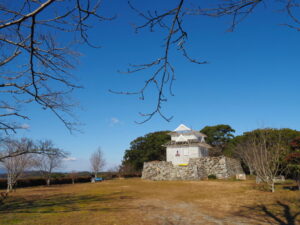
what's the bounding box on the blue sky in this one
[8,0,300,171]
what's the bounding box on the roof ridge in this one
[174,124,191,131]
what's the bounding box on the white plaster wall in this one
[188,146,200,158]
[167,146,205,165]
[167,147,188,164]
[167,147,181,164]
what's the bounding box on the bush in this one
[208,174,217,180]
[98,172,119,180]
[75,176,92,183]
[0,176,92,189]
[121,172,142,178]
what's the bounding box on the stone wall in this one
[141,156,244,181]
[224,157,245,178]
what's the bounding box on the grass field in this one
[0,178,299,225]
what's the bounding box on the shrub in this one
[0,176,92,189]
[98,172,119,180]
[75,176,92,183]
[208,174,217,180]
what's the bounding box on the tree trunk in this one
[46,178,50,186]
[271,182,275,193]
[249,167,253,175]
[6,182,11,193]
[72,179,75,184]
[7,175,13,192]
[6,179,10,193]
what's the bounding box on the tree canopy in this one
[286,149,300,190]
[241,128,300,149]
[200,124,235,156]
[290,137,300,151]
[228,128,300,173]
[122,131,170,172]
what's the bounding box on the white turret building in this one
[165,124,211,165]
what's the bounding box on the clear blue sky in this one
[10,0,300,171]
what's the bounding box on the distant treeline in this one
[0,171,91,179]
[0,176,91,189]
[0,171,125,189]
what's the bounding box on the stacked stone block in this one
[141,156,243,180]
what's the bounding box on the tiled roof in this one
[174,124,191,131]
[164,140,212,148]
[168,130,207,137]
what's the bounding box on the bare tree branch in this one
[0,137,64,162]
[111,0,206,123]
[0,0,109,133]
[1,0,300,129]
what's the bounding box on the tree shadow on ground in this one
[283,186,299,191]
[0,192,136,214]
[236,201,300,225]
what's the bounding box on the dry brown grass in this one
[0,178,299,225]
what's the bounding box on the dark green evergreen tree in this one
[122,131,170,172]
[200,124,235,156]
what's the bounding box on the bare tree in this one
[0,0,110,134]
[235,140,255,175]
[0,138,35,192]
[69,170,78,184]
[34,140,67,186]
[235,129,289,192]
[90,148,105,178]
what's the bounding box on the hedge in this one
[0,176,91,189]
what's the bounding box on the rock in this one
[236,173,246,180]
[273,175,285,183]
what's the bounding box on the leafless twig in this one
[111,0,206,123]
[0,0,110,133]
